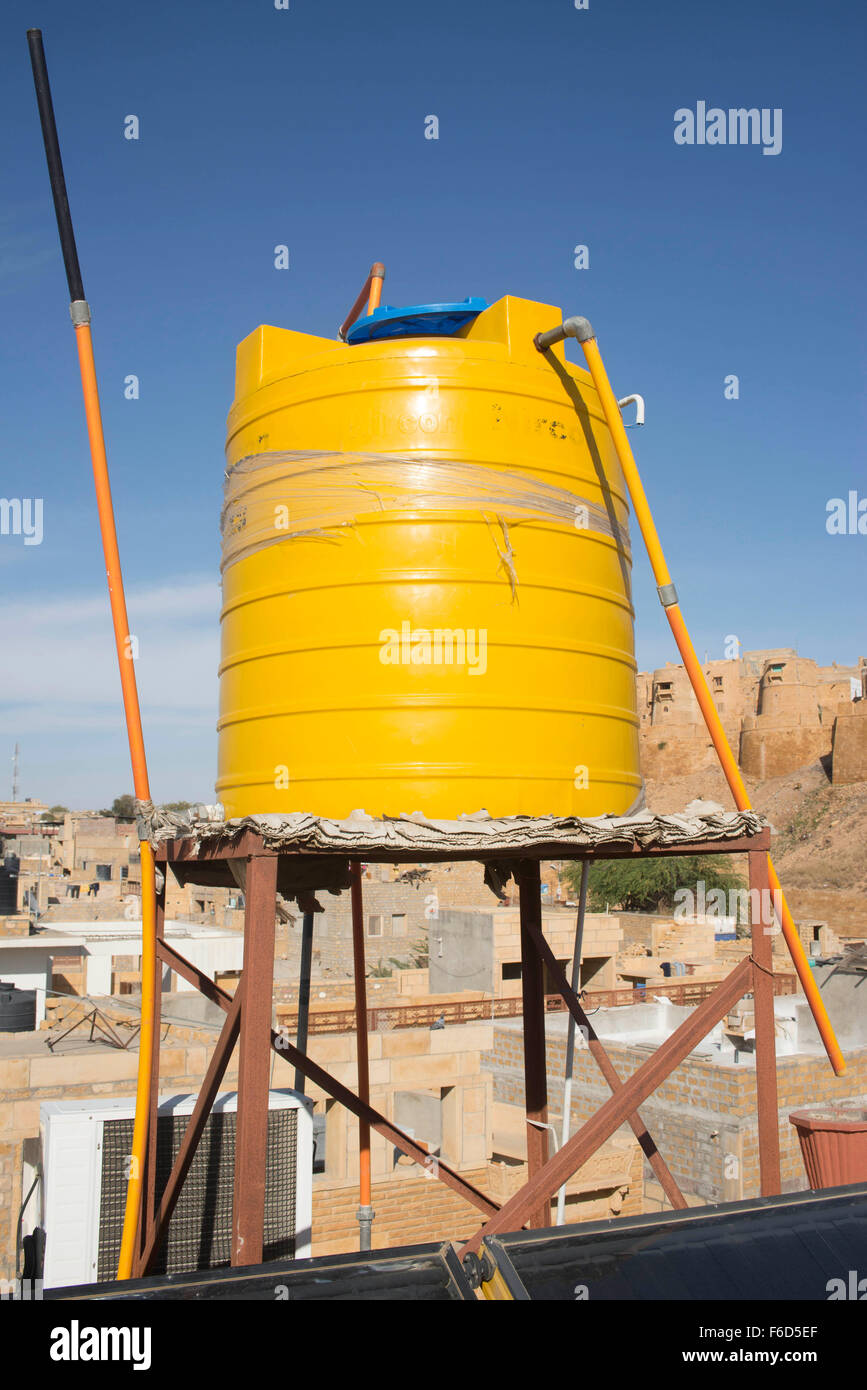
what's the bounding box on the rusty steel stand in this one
[517,862,550,1227]
[132,825,783,1276]
[294,911,315,1093]
[461,831,783,1253]
[350,863,374,1249]
[231,853,278,1264]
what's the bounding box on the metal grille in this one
[97,1107,297,1280]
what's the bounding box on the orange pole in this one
[74,327,151,792]
[75,320,160,1269]
[27,28,159,1281]
[350,863,373,1246]
[339,262,385,340]
[577,332,846,1077]
[366,270,384,316]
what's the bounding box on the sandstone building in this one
[639,648,866,782]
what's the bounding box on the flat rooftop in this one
[36,919,241,941]
[493,966,867,1067]
[0,1028,136,1060]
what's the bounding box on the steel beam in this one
[520,912,687,1210]
[461,956,754,1251]
[518,862,549,1227]
[294,911,314,1093]
[350,863,373,1248]
[157,829,270,864]
[136,982,244,1275]
[232,854,278,1266]
[158,938,240,1010]
[158,939,499,1220]
[269,1029,498,1218]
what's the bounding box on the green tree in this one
[40,805,69,821]
[100,794,137,820]
[162,800,193,813]
[563,854,744,915]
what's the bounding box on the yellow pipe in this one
[118,840,156,1275]
[73,321,159,1272]
[577,334,846,1077]
[480,1266,515,1300]
[580,338,674,591]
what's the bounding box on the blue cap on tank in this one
[346,297,487,344]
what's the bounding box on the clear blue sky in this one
[1,0,864,807]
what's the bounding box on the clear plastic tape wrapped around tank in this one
[220,451,631,588]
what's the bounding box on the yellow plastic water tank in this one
[218,295,639,820]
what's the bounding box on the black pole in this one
[294,912,315,1093]
[26,29,85,304]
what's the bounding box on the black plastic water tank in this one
[0,980,37,1032]
[0,856,19,914]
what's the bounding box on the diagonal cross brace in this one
[460,955,754,1253]
[520,913,688,1210]
[157,938,499,1221]
[136,980,245,1275]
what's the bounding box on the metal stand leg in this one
[232,853,278,1266]
[139,984,244,1274]
[518,861,549,1228]
[556,861,588,1225]
[350,863,374,1250]
[294,911,314,1093]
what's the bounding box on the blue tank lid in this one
[346,297,487,344]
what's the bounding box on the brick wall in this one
[0,915,30,938]
[832,702,867,785]
[482,1021,867,1205]
[784,889,867,939]
[0,1142,16,1276]
[311,1167,493,1255]
[740,724,831,780]
[640,733,719,781]
[310,1138,646,1256]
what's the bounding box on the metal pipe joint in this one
[534,315,595,352]
[357,1204,375,1251]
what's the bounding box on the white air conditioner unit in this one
[40,1089,313,1290]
